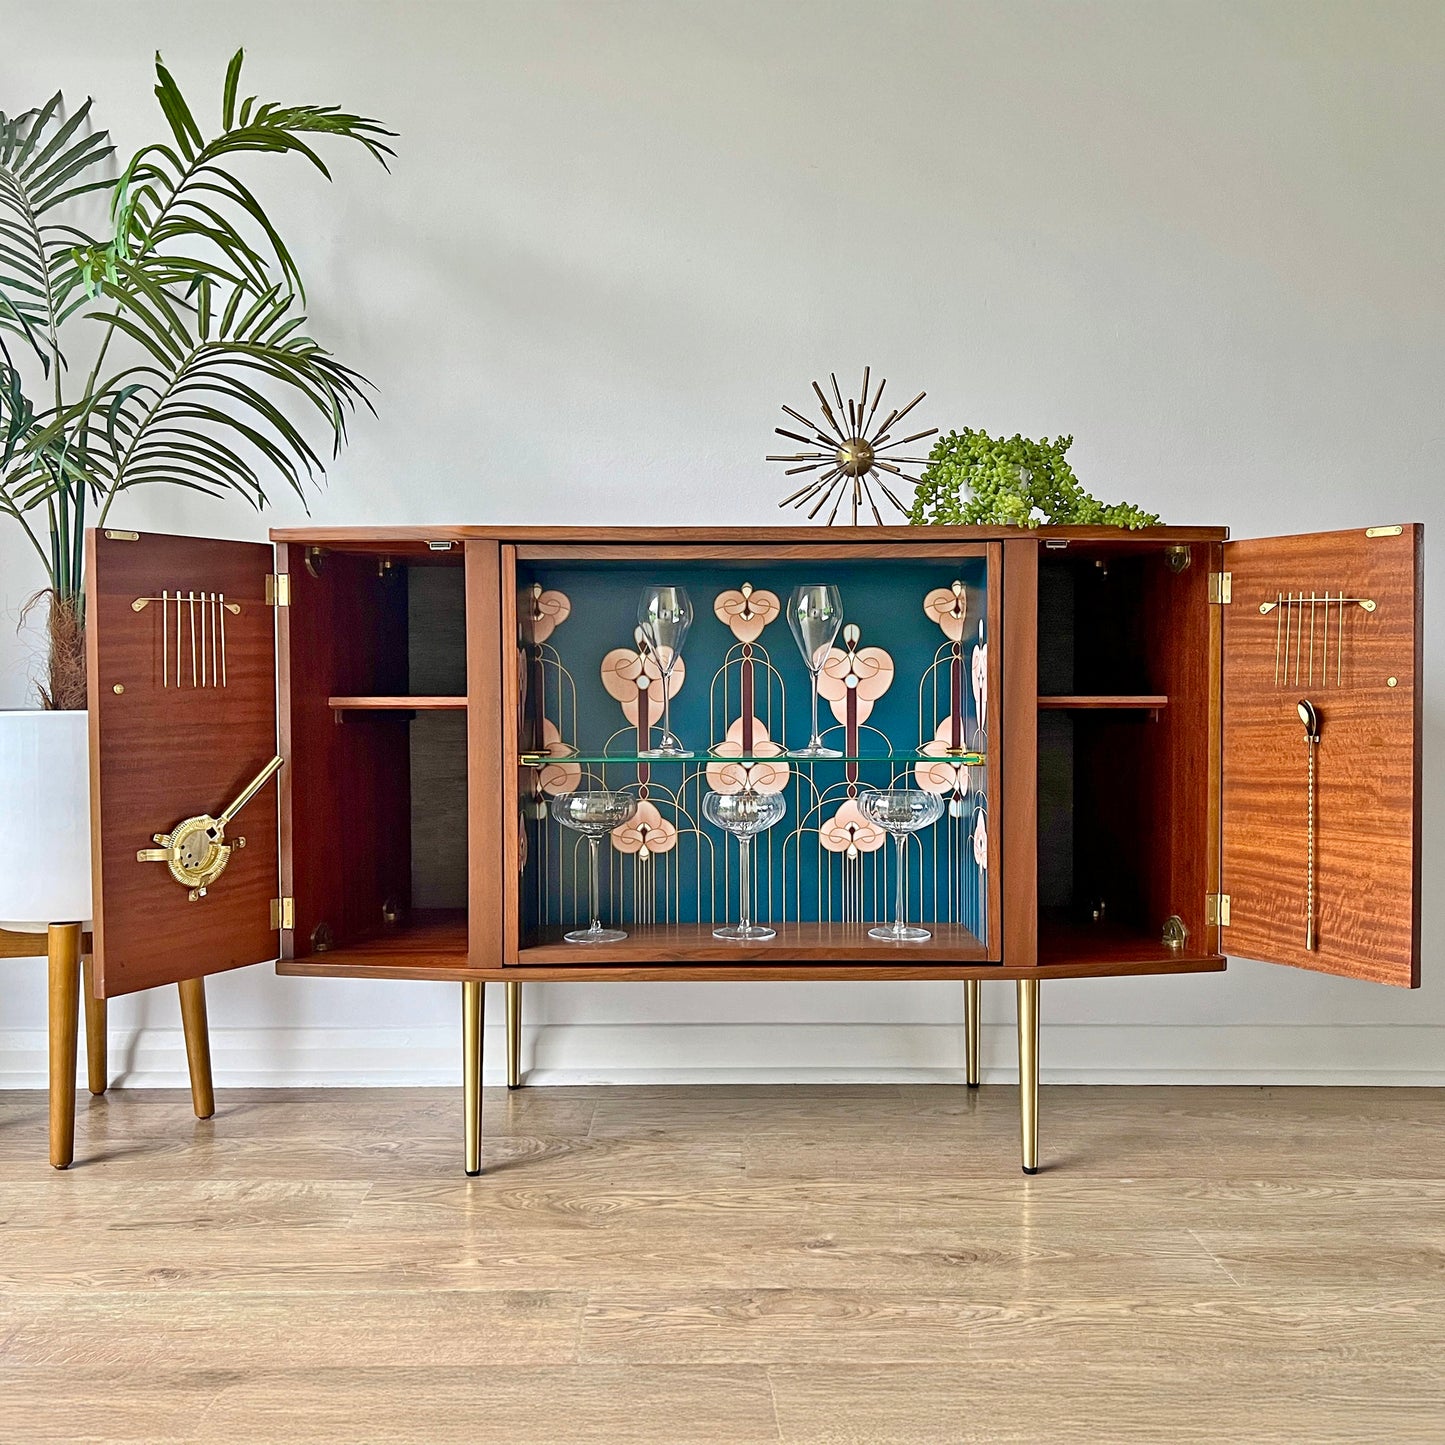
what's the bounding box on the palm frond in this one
[69,263,370,523]
[105,50,393,301]
[0,94,114,370]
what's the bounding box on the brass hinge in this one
[270,897,296,930]
[266,573,291,607]
[1208,572,1232,604]
[103,529,139,542]
[1366,525,1404,538]
[1206,893,1232,927]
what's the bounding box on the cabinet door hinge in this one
[266,573,291,607]
[271,897,296,930]
[1208,572,1232,604]
[1206,893,1231,927]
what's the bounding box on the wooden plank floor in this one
[1,1084,1443,1443]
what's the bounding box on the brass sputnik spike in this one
[874,478,907,513]
[780,465,843,509]
[855,473,878,525]
[811,381,845,440]
[884,390,927,434]
[864,376,886,433]
[859,366,870,418]
[775,426,825,446]
[766,453,832,463]
[890,427,939,448]
[808,471,847,519]
[783,461,829,475]
[781,404,825,435]
[830,372,847,419]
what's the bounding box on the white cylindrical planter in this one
[0,709,92,930]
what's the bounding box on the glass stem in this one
[661,670,673,745]
[587,835,601,933]
[894,833,907,934]
[738,835,752,933]
[810,672,822,748]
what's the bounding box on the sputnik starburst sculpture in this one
[767,369,937,525]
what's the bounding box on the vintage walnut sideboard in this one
[82,522,1423,1174]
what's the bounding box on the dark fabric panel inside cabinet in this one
[1037,564,1075,694]
[1037,712,1074,910]
[410,711,469,909]
[408,566,468,910]
[408,566,467,694]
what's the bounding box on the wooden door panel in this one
[86,530,279,997]
[1221,526,1422,986]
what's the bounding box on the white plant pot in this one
[0,709,92,930]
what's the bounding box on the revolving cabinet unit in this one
[82,522,1423,1174]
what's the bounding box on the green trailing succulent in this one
[908,429,1160,529]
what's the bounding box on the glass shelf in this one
[520,750,986,767]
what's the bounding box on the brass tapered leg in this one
[506,981,522,1089]
[964,979,981,1088]
[463,980,484,1175]
[178,977,215,1120]
[47,923,82,1169]
[82,956,107,1096]
[1016,978,1040,1174]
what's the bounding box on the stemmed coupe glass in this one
[637,585,693,758]
[787,584,843,758]
[550,791,639,944]
[703,789,786,941]
[859,789,944,942]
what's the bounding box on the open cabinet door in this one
[86,530,281,997]
[1220,525,1422,986]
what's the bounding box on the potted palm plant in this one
[0,51,391,929]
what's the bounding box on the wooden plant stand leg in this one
[506,980,522,1089]
[463,980,484,1175]
[82,956,107,1096]
[47,922,83,1169]
[1016,978,1040,1174]
[177,977,215,1120]
[964,979,981,1088]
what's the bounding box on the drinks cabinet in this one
[82,521,1424,1174]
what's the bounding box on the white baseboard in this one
[1,1022,1441,1088]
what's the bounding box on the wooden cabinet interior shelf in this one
[1036,695,1169,710]
[328,695,468,711]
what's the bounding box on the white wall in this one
[2,0,1441,1088]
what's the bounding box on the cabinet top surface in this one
[270,523,1230,546]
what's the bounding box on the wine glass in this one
[859,789,944,942]
[550,791,639,944]
[637,585,693,757]
[703,789,786,941]
[787,584,843,758]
